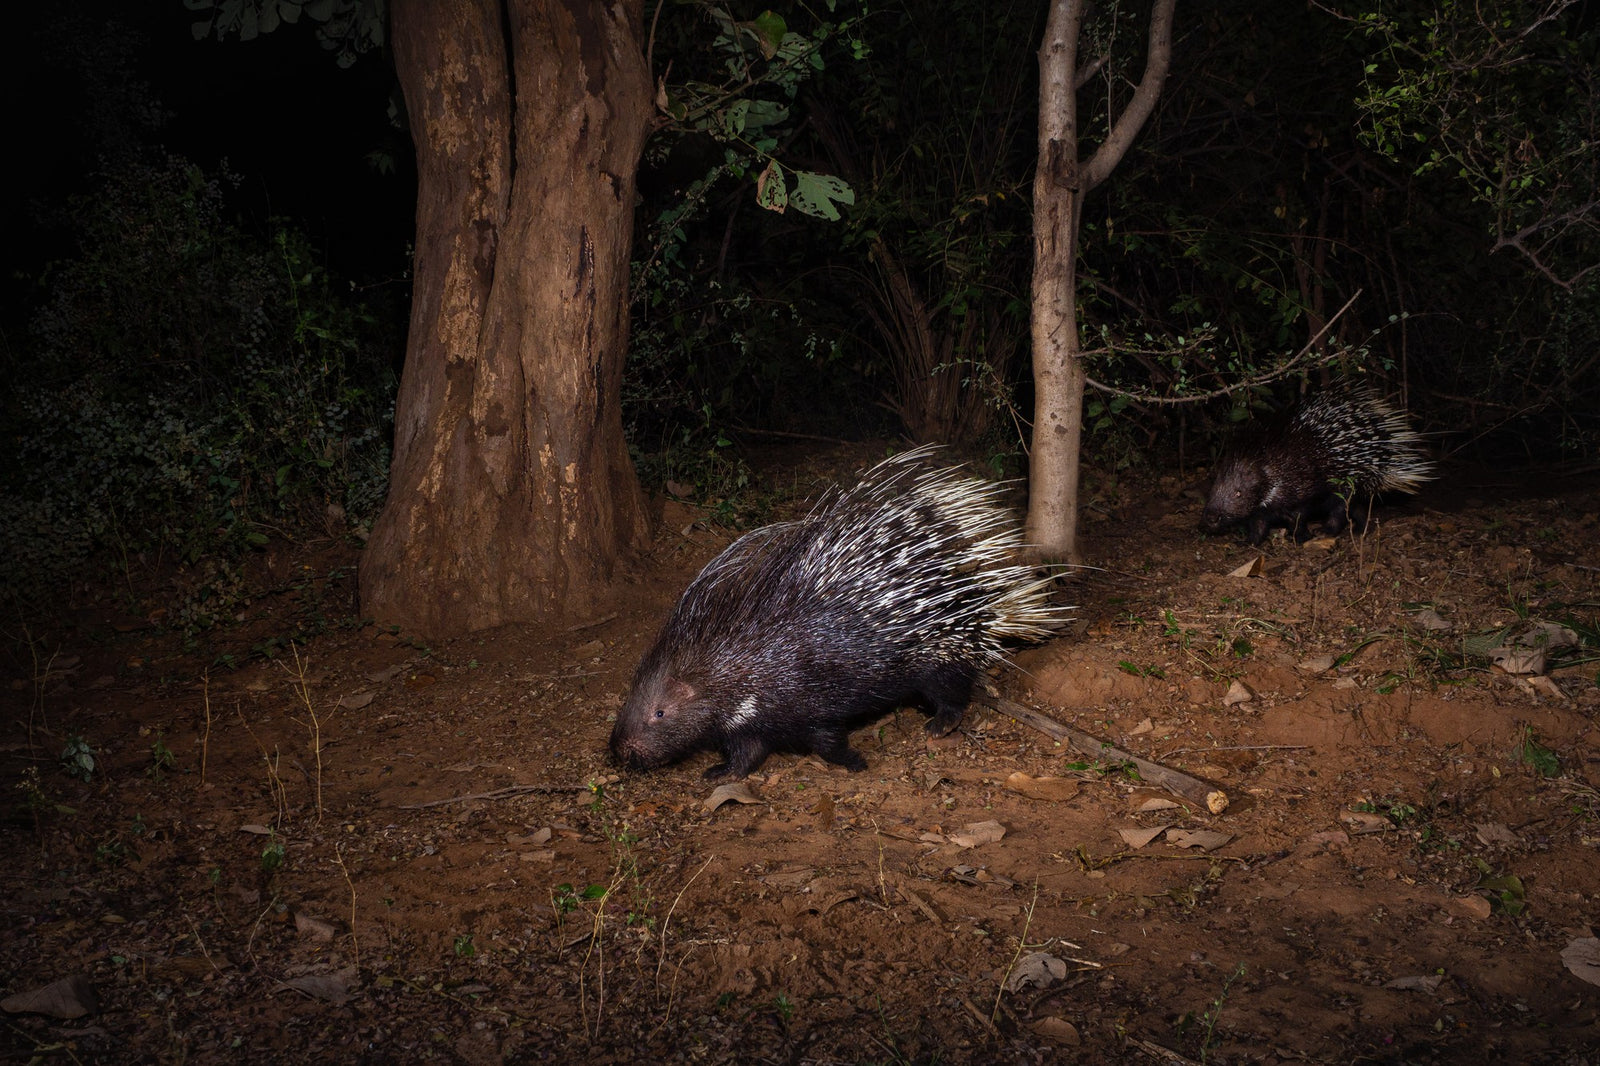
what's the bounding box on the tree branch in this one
[1082,0,1177,192]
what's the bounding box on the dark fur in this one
[1200,389,1431,545]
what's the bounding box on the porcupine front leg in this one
[704,733,775,781]
[921,665,977,738]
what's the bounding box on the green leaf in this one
[741,100,789,130]
[750,11,788,58]
[756,160,788,213]
[789,170,854,221]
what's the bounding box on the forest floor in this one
[3,442,1599,1066]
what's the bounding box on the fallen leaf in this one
[293,913,339,941]
[1,975,98,1019]
[702,781,763,813]
[365,663,406,684]
[1129,791,1179,813]
[1006,952,1068,992]
[1474,822,1519,847]
[1490,647,1544,675]
[1560,938,1600,988]
[239,824,274,836]
[1297,654,1335,675]
[1385,974,1444,992]
[1005,772,1081,802]
[1410,608,1452,631]
[1342,811,1391,834]
[1128,718,1154,735]
[1164,829,1233,851]
[336,691,375,710]
[1030,1016,1081,1045]
[280,973,350,1004]
[1223,680,1255,706]
[1527,675,1565,699]
[1306,830,1350,847]
[1226,556,1264,578]
[758,866,815,889]
[947,820,1006,849]
[1118,825,1167,849]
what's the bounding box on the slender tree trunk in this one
[1027,0,1176,562]
[360,0,652,638]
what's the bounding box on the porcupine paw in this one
[812,733,868,772]
[925,706,965,738]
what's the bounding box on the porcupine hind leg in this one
[809,728,869,772]
[920,664,978,738]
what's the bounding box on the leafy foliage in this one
[0,152,397,622]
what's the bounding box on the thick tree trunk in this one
[1027,0,1176,563]
[361,0,652,637]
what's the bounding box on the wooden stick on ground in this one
[989,696,1230,815]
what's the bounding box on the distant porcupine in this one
[609,446,1071,780]
[1200,387,1433,545]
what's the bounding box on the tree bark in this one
[361,0,652,637]
[1027,0,1176,562]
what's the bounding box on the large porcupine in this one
[609,446,1071,780]
[1200,387,1433,545]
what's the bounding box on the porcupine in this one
[608,445,1072,780]
[1199,387,1433,545]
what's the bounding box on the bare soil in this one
[4,445,1599,1065]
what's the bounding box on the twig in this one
[993,882,1041,1023]
[1129,1036,1204,1065]
[990,696,1229,814]
[398,782,596,809]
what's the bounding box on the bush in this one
[1,152,397,623]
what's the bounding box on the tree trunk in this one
[1027,0,1176,562]
[361,0,652,638]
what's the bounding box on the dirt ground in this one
[3,444,1599,1065]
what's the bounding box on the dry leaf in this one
[1490,647,1545,675]
[1297,654,1335,675]
[702,781,763,813]
[1385,974,1444,992]
[1005,952,1068,992]
[758,866,816,889]
[1129,790,1179,813]
[1223,680,1255,706]
[1,975,98,1019]
[1165,829,1233,851]
[1474,822,1519,847]
[1560,938,1600,988]
[1226,556,1264,578]
[1128,718,1154,735]
[239,824,273,836]
[281,973,351,1004]
[1005,772,1081,802]
[1527,675,1565,699]
[293,913,339,941]
[947,820,1007,848]
[365,663,406,683]
[336,691,375,710]
[1119,825,1167,849]
[1342,811,1392,834]
[1410,608,1452,631]
[1030,1016,1082,1045]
